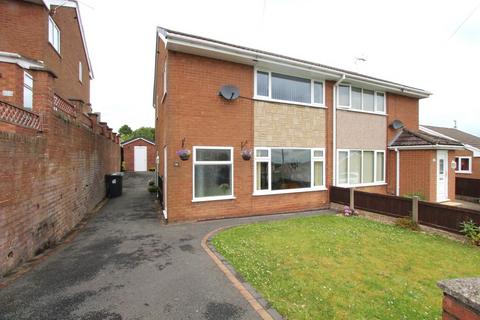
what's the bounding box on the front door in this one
[436,150,448,202]
[134,146,147,172]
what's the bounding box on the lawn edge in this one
[201,226,283,320]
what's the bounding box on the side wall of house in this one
[0,71,120,277]
[123,140,156,172]
[397,150,436,201]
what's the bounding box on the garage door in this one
[134,146,147,172]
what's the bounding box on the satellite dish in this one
[219,85,240,101]
[390,120,404,130]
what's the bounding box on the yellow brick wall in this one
[254,101,326,148]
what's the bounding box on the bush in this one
[460,220,480,246]
[395,218,421,231]
[148,180,155,186]
[148,185,158,194]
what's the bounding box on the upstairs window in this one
[338,84,385,114]
[48,16,61,53]
[79,61,83,83]
[255,70,325,106]
[23,72,33,110]
[455,156,472,173]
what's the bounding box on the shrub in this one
[148,185,158,194]
[460,220,480,246]
[395,218,421,231]
[148,180,155,186]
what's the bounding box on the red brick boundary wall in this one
[438,278,480,320]
[0,101,120,277]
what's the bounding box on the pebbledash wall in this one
[0,88,119,278]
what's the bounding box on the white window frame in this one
[253,68,326,108]
[337,84,386,115]
[78,61,83,83]
[23,71,33,109]
[455,156,472,174]
[336,149,386,187]
[253,147,326,196]
[192,146,235,202]
[48,16,61,54]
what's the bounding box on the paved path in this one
[0,173,325,320]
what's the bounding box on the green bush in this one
[395,217,421,231]
[148,180,155,186]
[460,220,480,246]
[148,185,158,194]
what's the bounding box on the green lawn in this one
[211,215,480,320]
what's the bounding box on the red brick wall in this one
[442,294,480,320]
[0,63,25,107]
[123,139,156,172]
[0,1,90,105]
[397,150,436,201]
[386,93,419,142]
[0,67,119,277]
[159,51,329,222]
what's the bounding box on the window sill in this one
[455,171,472,174]
[336,182,387,188]
[253,96,326,109]
[337,106,386,116]
[253,187,327,196]
[192,195,236,203]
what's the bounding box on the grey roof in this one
[160,27,430,96]
[390,129,463,147]
[423,126,480,150]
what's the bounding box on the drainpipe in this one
[333,74,346,186]
[395,148,400,196]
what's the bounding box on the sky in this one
[79,0,480,136]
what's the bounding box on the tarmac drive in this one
[0,172,324,320]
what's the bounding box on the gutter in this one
[332,74,346,186]
[387,145,464,151]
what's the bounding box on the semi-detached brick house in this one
[152,27,462,222]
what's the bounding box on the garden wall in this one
[0,112,120,277]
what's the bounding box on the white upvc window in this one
[254,69,325,108]
[193,147,234,202]
[455,156,472,173]
[23,71,33,109]
[337,84,386,114]
[79,61,83,83]
[48,16,61,53]
[254,147,326,195]
[337,149,385,187]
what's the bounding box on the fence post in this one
[412,196,419,223]
[350,188,355,211]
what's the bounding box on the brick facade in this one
[122,139,156,172]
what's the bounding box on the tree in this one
[119,125,155,142]
[118,124,132,136]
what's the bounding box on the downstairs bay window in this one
[337,149,385,186]
[254,147,325,195]
[193,147,234,201]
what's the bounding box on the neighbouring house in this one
[420,125,480,179]
[152,27,459,222]
[0,0,120,276]
[121,137,156,172]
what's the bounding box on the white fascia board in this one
[419,126,459,142]
[0,52,44,69]
[388,145,464,151]
[464,144,480,157]
[164,31,431,99]
[121,137,155,147]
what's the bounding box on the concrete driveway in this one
[0,173,324,320]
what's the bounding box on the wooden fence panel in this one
[354,191,411,218]
[418,201,480,234]
[330,186,350,205]
[456,177,480,198]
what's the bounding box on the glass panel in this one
[339,85,350,106]
[363,89,375,111]
[313,81,324,104]
[271,73,311,104]
[376,92,385,112]
[194,164,232,197]
[256,71,269,97]
[313,150,324,158]
[256,149,268,158]
[352,87,362,110]
[461,158,470,171]
[439,159,444,175]
[349,151,362,184]
[271,149,311,190]
[23,87,33,109]
[24,73,33,88]
[376,152,384,182]
[196,149,231,161]
[363,151,374,183]
[314,161,324,187]
[338,151,348,184]
[256,162,268,190]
